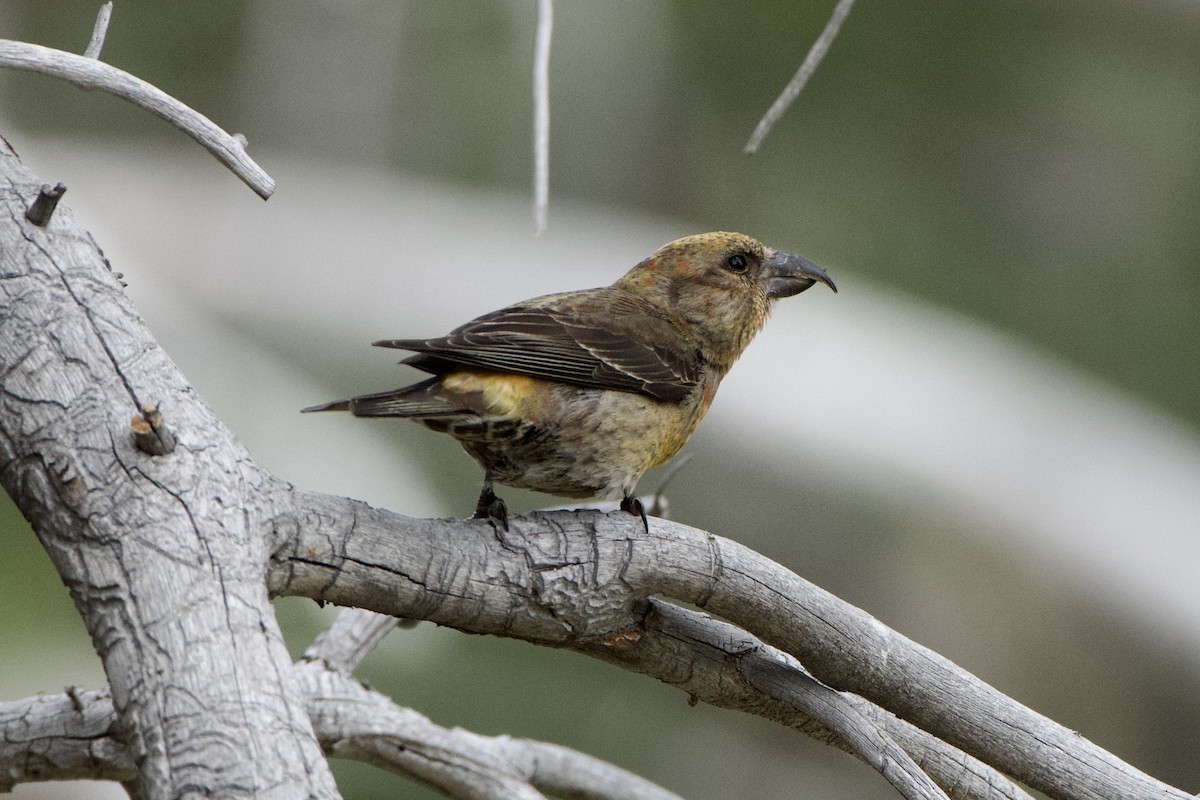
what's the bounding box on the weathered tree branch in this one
[0,132,1188,798]
[620,600,1031,800]
[304,606,401,676]
[0,138,328,798]
[0,663,686,800]
[0,688,130,789]
[267,492,1188,800]
[0,39,274,198]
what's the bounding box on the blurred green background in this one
[2,1,1199,798]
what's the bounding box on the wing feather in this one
[375,289,701,401]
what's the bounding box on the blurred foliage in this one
[7,0,1195,424]
[0,492,88,643]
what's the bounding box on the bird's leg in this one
[473,482,509,531]
[619,494,649,532]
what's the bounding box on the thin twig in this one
[0,40,275,198]
[647,451,692,518]
[532,0,553,233]
[743,0,856,154]
[84,2,114,59]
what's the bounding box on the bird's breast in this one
[436,368,716,499]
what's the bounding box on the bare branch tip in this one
[84,2,115,60]
[24,182,67,227]
[131,404,177,456]
[65,685,86,712]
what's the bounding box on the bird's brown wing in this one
[374,289,702,402]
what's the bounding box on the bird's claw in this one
[473,485,510,532]
[620,495,649,532]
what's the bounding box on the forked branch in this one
[267,494,1189,800]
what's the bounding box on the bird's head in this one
[614,231,836,369]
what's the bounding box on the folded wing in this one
[375,289,702,402]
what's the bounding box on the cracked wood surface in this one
[269,492,1188,800]
[0,137,336,799]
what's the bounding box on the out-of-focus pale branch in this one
[303,606,399,676]
[744,0,856,154]
[0,39,275,198]
[84,2,114,60]
[532,0,553,233]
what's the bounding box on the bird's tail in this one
[302,378,461,418]
[301,398,351,413]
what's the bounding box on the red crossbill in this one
[304,231,835,528]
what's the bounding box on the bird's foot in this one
[620,495,650,532]
[473,484,509,531]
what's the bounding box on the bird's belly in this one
[441,380,709,500]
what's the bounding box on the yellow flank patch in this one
[649,392,714,469]
[442,371,547,417]
[650,425,691,469]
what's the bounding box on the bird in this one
[303,231,835,530]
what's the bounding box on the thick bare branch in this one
[0,140,326,799]
[0,40,274,198]
[267,494,1188,800]
[0,688,131,789]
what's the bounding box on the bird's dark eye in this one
[725,253,749,273]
